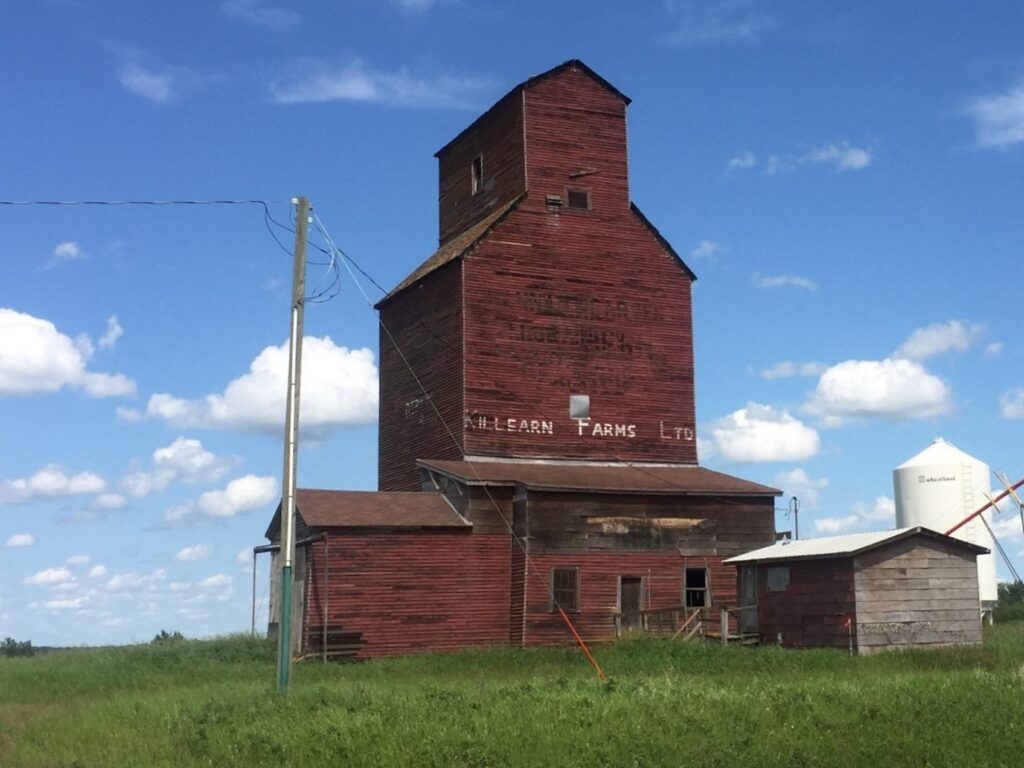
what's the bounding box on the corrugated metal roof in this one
[266,489,468,539]
[724,526,989,564]
[418,460,780,496]
[376,195,522,307]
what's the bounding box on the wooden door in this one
[620,576,644,631]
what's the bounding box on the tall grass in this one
[2,628,1023,767]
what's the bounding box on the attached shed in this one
[265,489,511,659]
[724,527,987,654]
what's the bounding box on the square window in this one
[471,155,483,195]
[550,567,579,612]
[566,188,590,210]
[684,568,708,608]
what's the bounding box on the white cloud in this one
[854,496,896,524]
[105,569,166,592]
[813,515,859,534]
[24,566,74,586]
[122,437,234,498]
[220,0,300,28]
[175,544,213,562]
[97,316,124,351]
[814,495,895,534]
[803,142,872,171]
[0,309,136,398]
[1,464,106,505]
[804,358,952,427]
[88,565,108,579]
[6,533,34,547]
[163,501,196,524]
[727,151,756,170]
[67,554,91,565]
[760,361,827,380]
[199,574,232,590]
[43,241,86,269]
[198,475,278,518]
[146,337,378,438]
[116,406,144,423]
[118,64,178,104]
[666,0,778,45]
[764,154,785,175]
[965,80,1024,149]
[689,240,725,261]
[706,403,820,463]
[773,468,829,510]
[1001,388,1024,420]
[270,60,490,109]
[985,342,1003,359]
[753,273,817,290]
[93,493,127,510]
[45,597,88,610]
[893,320,985,361]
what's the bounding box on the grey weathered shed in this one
[724,527,988,654]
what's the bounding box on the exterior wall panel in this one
[378,261,464,491]
[754,559,857,651]
[520,552,737,645]
[461,207,697,463]
[437,94,525,246]
[304,532,511,658]
[854,537,982,653]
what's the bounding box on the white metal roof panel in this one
[722,526,988,564]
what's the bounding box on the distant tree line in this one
[1,637,34,658]
[995,582,1024,623]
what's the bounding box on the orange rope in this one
[557,607,608,682]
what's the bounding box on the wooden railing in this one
[614,604,706,640]
[614,604,760,645]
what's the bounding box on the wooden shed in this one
[724,527,988,654]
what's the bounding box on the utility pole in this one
[789,496,800,540]
[277,196,309,692]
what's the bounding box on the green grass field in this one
[2,627,1023,767]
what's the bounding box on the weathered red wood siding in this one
[521,65,630,216]
[457,69,696,463]
[519,553,737,646]
[437,92,525,246]
[754,559,857,650]
[304,531,511,658]
[378,260,464,491]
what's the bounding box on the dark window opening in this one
[684,568,707,608]
[551,567,579,612]
[566,188,590,210]
[471,155,483,195]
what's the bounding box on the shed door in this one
[739,565,758,634]
[619,576,644,631]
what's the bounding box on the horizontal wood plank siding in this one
[303,532,511,658]
[438,92,525,246]
[378,261,464,491]
[854,537,982,653]
[754,559,857,651]
[461,204,696,463]
[521,552,737,646]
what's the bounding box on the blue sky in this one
[2,0,1023,646]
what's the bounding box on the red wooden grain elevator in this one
[266,60,780,659]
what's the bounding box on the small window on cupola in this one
[471,155,483,195]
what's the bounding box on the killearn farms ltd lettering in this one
[575,418,637,439]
